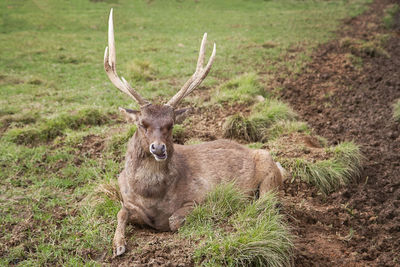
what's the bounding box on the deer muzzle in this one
[149,142,167,161]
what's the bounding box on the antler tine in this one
[166,34,216,108]
[104,9,149,107]
[196,33,208,73]
[183,42,216,98]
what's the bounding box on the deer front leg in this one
[169,202,195,231]
[113,207,128,257]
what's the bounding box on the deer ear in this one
[174,108,191,124]
[119,107,140,123]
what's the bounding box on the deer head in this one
[104,9,216,161]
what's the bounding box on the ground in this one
[281,0,400,265]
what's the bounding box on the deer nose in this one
[150,143,166,156]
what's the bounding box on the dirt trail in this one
[280,0,400,265]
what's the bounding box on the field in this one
[1,0,399,266]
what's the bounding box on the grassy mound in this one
[180,184,293,267]
[223,114,260,142]
[223,99,300,142]
[281,141,363,194]
[250,100,297,128]
[3,109,110,145]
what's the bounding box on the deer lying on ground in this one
[103,9,285,256]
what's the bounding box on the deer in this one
[103,9,286,257]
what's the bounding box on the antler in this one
[104,9,149,107]
[166,33,216,108]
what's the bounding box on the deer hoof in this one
[114,245,126,256]
[169,215,185,231]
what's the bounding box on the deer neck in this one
[125,132,177,198]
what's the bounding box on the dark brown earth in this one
[105,0,400,266]
[280,0,400,265]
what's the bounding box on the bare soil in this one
[280,0,400,265]
[105,0,400,265]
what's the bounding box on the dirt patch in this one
[106,227,194,267]
[183,103,252,142]
[280,0,400,265]
[75,134,105,159]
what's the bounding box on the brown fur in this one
[113,104,285,256]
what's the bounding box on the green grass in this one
[172,124,186,143]
[265,120,309,141]
[223,98,302,142]
[180,183,293,267]
[250,100,297,128]
[282,142,363,194]
[393,99,400,122]
[3,108,111,145]
[383,4,400,29]
[213,73,264,104]
[0,0,371,264]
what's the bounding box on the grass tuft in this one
[213,73,265,104]
[283,141,363,194]
[4,109,110,145]
[180,183,293,267]
[383,4,399,29]
[393,99,400,122]
[250,99,297,128]
[223,114,260,142]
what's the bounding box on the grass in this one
[180,183,293,267]
[265,120,309,141]
[213,73,265,104]
[393,99,400,122]
[383,4,400,29]
[223,99,302,142]
[223,114,260,142]
[341,35,390,58]
[282,142,363,194]
[3,108,111,145]
[172,124,186,143]
[250,100,297,128]
[0,0,371,265]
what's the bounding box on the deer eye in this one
[139,121,149,131]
